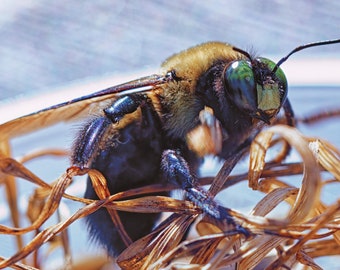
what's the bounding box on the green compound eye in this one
[255,57,288,114]
[257,57,288,94]
[224,60,257,113]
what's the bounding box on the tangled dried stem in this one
[0,123,340,269]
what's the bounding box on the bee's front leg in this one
[161,149,249,237]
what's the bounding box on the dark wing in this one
[0,73,171,139]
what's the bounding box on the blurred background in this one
[0,1,340,269]
[0,0,339,101]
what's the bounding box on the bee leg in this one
[162,150,250,236]
[104,95,145,123]
[72,94,146,168]
[282,98,295,127]
[72,116,111,168]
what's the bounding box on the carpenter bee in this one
[1,39,340,258]
[72,42,291,256]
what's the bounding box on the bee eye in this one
[258,57,288,100]
[224,60,257,112]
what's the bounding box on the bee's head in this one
[223,38,340,124]
[223,50,287,124]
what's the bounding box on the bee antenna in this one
[272,38,340,73]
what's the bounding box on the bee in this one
[1,38,339,258]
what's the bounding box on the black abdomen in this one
[80,103,166,256]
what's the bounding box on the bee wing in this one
[0,73,170,139]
